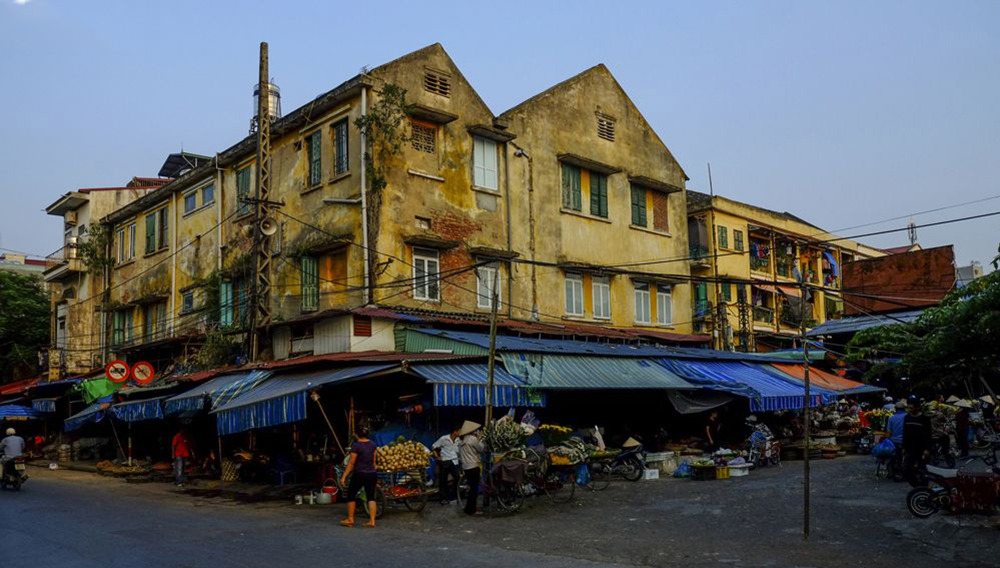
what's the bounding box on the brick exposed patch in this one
[431,210,481,241]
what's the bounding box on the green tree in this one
[847,244,1000,395]
[0,271,50,381]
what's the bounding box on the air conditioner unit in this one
[65,211,78,226]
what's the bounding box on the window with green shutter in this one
[158,208,168,250]
[733,229,744,252]
[145,213,156,254]
[308,130,322,187]
[301,256,319,312]
[236,166,252,216]
[219,281,233,326]
[561,163,582,211]
[718,226,728,249]
[630,185,647,227]
[333,120,349,175]
[590,172,608,218]
[721,283,733,303]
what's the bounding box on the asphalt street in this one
[2,456,998,568]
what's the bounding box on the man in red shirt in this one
[172,430,192,487]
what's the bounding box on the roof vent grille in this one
[596,112,616,142]
[423,69,451,98]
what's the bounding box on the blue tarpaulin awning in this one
[655,359,836,412]
[64,395,113,431]
[212,365,396,436]
[110,396,168,422]
[502,353,693,390]
[408,363,545,407]
[164,370,272,415]
[31,398,58,413]
[0,404,41,420]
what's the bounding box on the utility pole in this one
[800,277,811,541]
[249,41,273,361]
[484,267,500,427]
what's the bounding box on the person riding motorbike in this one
[1,427,26,478]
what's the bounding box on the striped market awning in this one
[64,395,113,431]
[408,363,545,408]
[212,365,396,436]
[110,396,168,423]
[164,370,272,415]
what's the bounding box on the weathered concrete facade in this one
[43,180,162,377]
[61,43,702,369]
[499,65,693,331]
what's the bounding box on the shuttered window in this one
[413,248,440,301]
[634,282,651,324]
[590,172,608,218]
[301,255,319,312]
[236,165,252,216]
[333,120,349,175]
[630,185,647,227]
[564,273,584,316]
[144,213,156,254]
[307,130,322,187]
[157,208,168,250]
[656,285,672,325]
[353,315,372,337]
[592,276,611,320]
[561,163,582,211]
[718,226,729,249]
[219,281,234,326]
[733,230,744,252]
[473,136,498,190]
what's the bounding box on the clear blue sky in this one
[1,1,998,269]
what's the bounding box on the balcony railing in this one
[694,299,713,319]
[689,245,711,265]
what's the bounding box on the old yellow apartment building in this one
[49,43,697,372]
[686,191,885,351]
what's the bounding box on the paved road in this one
[2,457,998,568]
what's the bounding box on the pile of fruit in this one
[376,438,430,472]
[96,460,148,476]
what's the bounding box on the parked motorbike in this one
[745,419,780,468]
[906,464,1000,518]
[0,457,28,491]
[971,413,999,450]
[854,427,874,455]
[599,443,646,482]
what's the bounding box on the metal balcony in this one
[42,244,84,282]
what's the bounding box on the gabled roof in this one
[500,64,688,181]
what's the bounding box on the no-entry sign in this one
[105,360,130,383]
[131,361,155,385]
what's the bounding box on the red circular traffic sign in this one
[131,361,155,385]
[105,360,130,383]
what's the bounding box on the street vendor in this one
[457,421,484,515]
[432,426,461,505]
[340,424,379,528]
[703,410,723,451]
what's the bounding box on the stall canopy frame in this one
[110,396,169,423]
[64,395,114,431]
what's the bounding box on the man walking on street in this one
[172,428,192,487]
[432,426,461,504]
[458,421,484,515]
[902,400,931,484]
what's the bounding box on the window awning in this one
[64,395,113,431]
[31,398,58,413]
[212,365,396,436]
[164,370,272,415]
[654,359,836,412]
[777,285,801,298]
[769,363,885,395]
[110,396,168,423]
[502,353,694,390]
[408,363,545,407]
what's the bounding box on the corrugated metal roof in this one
[808,309,925,336]
[502,353,693,390]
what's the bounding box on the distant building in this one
[956,261,984,288]
[841,245,956,316]
[0,253,48,276]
